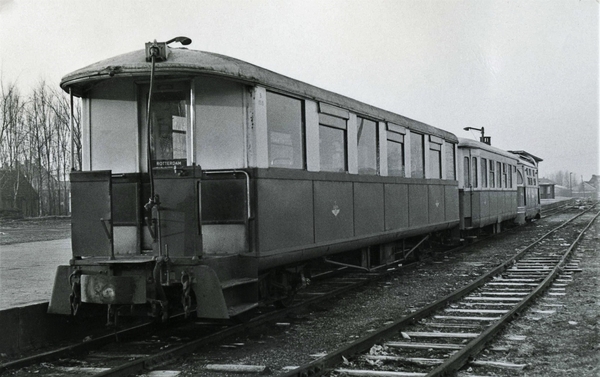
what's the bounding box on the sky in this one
[1,0,598,181]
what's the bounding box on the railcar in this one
[48,38,460,322]
[457,138,520,235]
[509,150,542,221]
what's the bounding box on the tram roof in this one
[457,138,520,161]
[61,48,457,142]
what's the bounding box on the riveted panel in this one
[384,184,409,230]
[314,181,354,243]
[354,182,384,236]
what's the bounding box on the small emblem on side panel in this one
[332,202,340,217]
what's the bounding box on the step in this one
[221,277,258,290]
[227,302,259,317]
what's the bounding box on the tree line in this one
[0,80,81,217]
[545,170,581,189]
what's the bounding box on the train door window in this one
[489,160,495,188]
[319,111,347,172]
[266,92,304,169]
[410,133,425,178]
[471,157,478,187]
[481,158,488,187]
[517,169,524,185]
[387,131,404,177]
[508,165,513,188]
[445,142,456,180]
[357,117,378,175]
[147,85,189,168]
[496,162,502,188]
[428,136,442,179]
[463,156,470,187]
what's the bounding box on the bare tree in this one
[1,77,82,217]
[0,80,28,210]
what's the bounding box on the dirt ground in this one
[0,218,71,245]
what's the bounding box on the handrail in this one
[203,170,251,219]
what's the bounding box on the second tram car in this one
[457,138,521,234]
[509,150,543,222]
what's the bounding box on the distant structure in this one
[554,184,571,198]
[0,169,39,217]
[539,178,555,199]
[573,176,599,200]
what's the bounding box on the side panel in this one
[256,178,314,252]
[384,183,409,231]
[428,184,445,225]
[252,170,459,268]
[444,184,459,222]
[314,181,354,243]
[489,190,499,221]
[459,190,471,228]
[354,182,385,236]
[471,190,481,226]
[408,184,428,227]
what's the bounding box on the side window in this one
[357,117,378,175]
[472,157,478,188]
[481,158,488,188]
[410,133,425,178]
[428,136,442,179]
[489,160,495,188]
[463,156,470,187]
[496,162,502,188]
[266,92,304,169]
[319,104,347,172]
[503,163,508,188]
[387,127,405,177]
[508,165,513,188]
[445,142,456,180]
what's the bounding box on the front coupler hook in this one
[68,270,83,316]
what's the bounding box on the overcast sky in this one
[1,0,598,180]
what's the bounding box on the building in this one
[0,169,39,217]
[539,178,555,199]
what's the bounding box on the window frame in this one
[266,91,306,170]
[357,116,379,175]
[318,104,348,173]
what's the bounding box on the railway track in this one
[280,205,598,377]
